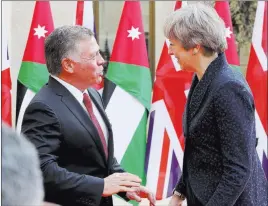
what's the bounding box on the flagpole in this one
[93,1,99,44]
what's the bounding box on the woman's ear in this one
[192,45,201,55]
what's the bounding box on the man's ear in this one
[61,58,74,73]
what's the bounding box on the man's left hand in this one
[126,185,156,206]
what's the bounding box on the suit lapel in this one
[48,77,108,165]
[188,53,227,121]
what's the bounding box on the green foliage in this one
[230,0,257,48]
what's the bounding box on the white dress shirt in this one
[51,75,108,143]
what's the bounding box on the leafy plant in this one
[230,0,257,48]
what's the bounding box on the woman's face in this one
[168,38,197,72]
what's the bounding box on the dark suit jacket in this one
[175,53,267,206]
[21,77,128,206]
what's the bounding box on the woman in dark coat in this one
[164,3,268,206]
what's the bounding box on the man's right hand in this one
[168,195,184,206]
[102,172,142,197]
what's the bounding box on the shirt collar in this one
[50,75,87,103]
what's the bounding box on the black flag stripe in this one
[16,80,27,125]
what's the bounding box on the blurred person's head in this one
[2,123,44,206]
[164,3,227,73]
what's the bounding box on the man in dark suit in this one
[21,25,155,206]
[163,3,268,206]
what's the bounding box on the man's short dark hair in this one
[44,25,94,75]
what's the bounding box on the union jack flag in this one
[145,1,193,200]
[246,1,268,179]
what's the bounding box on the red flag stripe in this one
[109,2,149,68]
[76,1,84,26]
[2,68,12,126]
[174,1,182,10]
[2,68,11,89]
[247,47,267,133]
[22,1,54,64]
[156,130,170,199]
[214,1,240,66]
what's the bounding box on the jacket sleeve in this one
[21,101,104,206]
[206,81,255,206]
[110,157,125,174]
[109,157,130,201]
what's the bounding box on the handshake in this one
[103,172,156,206]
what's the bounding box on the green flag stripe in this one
[18,62,49,93]
[106,62,152,110]
[230,64,242,73]
[120,111,147,183]
[120,111,147,205]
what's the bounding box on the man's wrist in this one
[173,190,186,200]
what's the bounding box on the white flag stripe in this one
[163,145,173,198]
[98,88,103,96]
[82,1,94,31]
[146,104,166,193]
[184,88,190,98]
[2,23,9,71]
[164,1,188,72]
[181,1,188,7]
[252,1,267,71]
[146,100,184,195]
[165,39,181,71]
[155,100,184,171]
[105,86,145,162]
[16,89,36,133]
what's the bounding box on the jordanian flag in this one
[16,1,54,132]
[102,1,152,204]
[215,1,241,72]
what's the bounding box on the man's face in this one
[68,36,105,89]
